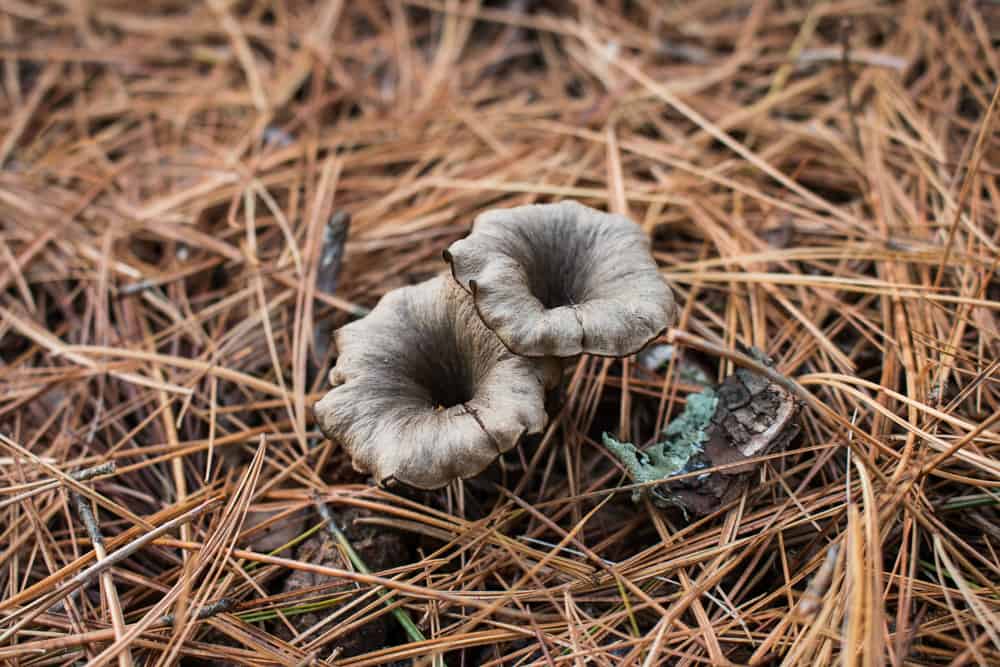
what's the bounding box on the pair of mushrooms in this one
[314,200,677,489]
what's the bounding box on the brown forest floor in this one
[1,2,1000,666]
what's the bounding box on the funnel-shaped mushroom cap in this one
[313,274,549,490]
[444,200,676,358]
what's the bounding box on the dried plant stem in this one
[72,492,134,667]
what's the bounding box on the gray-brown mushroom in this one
[443,200,676,358]
[313,274,549,489]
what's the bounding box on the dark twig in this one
[71,492,132,667]
[839,18,864,157]
[159,597,233,626]
[313,211,352,363]
[71,461,116,482]
[73,493,105,551]
[315,211,351,298]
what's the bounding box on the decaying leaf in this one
[607,352,801,516]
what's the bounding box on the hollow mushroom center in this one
[521,233,591,310]
[528,265,580,309]
[406,337,480,409]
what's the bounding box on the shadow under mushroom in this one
[313,274,550,490]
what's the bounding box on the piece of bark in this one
[607,352,801,517]
[660,358,801,515]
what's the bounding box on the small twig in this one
[0,462,117,512]
[2,461,114,494]
[313,210,352,363]
[72,461,116,481]
[72,493,105,551]
[0,598,236,659]
[72,492,133,667]
[159,598,233,626]
[839,18,863,158]
[115,279,158,297]
[316,211,351,298]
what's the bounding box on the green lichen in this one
[662,388,718,451]
[604,387,718,504]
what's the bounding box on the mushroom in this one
[313,274,549,489]
[443,200,676,358]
